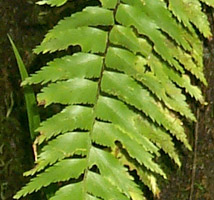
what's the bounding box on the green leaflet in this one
[37,79,98,106]
[99,0,118,9]
[86,195,102,200]
[24,132,90,176]
[134,114,181,166]
[109,25,152,56]
[15,0,209,199]
[34,7,114,54]
[49,183,85,200]
[36,105,94,144]
[47,173,131,200]
[138,170,160,197]
[168,0,211,38]
[49,183,103,200]
[44,7,114,30]
[120,156,160,197]
[200,0,214,8]
[164,38,207,84]
[35,27,108,54]
[37,0,68,7]
[14,159,87,198]
[86,171,130,200]
[22,53,103,85]
[148,54,205,104]
[89,147,143,199]
[92,121,160,156]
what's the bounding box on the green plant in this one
[14,0,213,199]
[8,36,40,140]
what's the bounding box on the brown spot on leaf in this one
[38,99,46,106]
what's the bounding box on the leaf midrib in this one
[82,1,120,199]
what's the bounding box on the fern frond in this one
[15,0,209,199]
[168,0,211,38]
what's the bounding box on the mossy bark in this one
[0,1,47,199]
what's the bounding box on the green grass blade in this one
[8,35,40,140]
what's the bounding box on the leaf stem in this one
[82,1,120,198]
